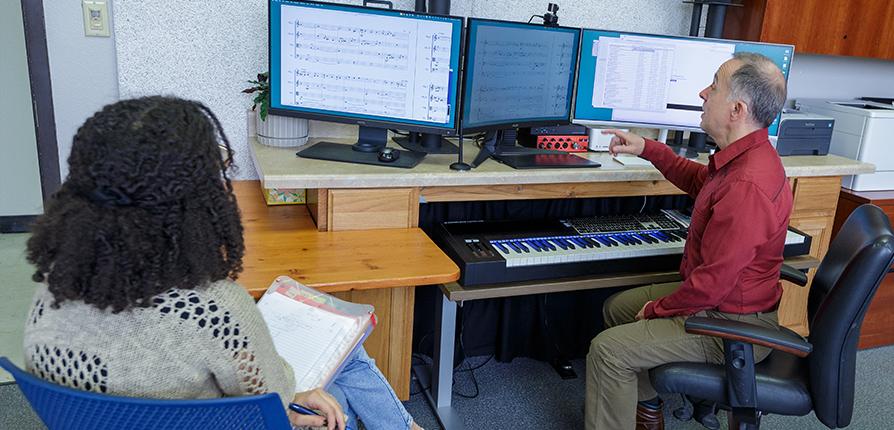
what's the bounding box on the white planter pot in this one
[256,111,309,148]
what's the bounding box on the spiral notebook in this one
[257,276,376,392]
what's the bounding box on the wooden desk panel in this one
[832,188,894,349]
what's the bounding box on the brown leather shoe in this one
[635,402,664,430]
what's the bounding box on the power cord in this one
[409,308,493,398]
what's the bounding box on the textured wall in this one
[114,0,693,179]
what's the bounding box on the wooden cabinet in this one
[780,176,841,335]
[832,188,894,349]
[723,0,894,60]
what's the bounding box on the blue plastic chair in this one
[0,356,292,429]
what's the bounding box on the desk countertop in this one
[250,138,876,190]
[234,181,459,297]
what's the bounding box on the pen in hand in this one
[288,403,352,430]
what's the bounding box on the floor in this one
[0,233,35,383]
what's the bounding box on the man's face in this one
[698,59,742,137]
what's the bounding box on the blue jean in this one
[327,347,413,430]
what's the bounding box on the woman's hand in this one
[289,388,346,430]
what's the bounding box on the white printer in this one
[797,99,894,191]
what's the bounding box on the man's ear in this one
[730,100,749,123]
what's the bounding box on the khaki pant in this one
[585,282,779,430]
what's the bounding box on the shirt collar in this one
[708,128,769,172]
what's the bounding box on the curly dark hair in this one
[27,96,244,313]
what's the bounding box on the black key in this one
[611,235,629,245]
[525,240,542,252]
[551,239,568,250]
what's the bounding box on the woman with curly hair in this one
[23,96,423,430]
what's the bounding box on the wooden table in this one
[233,181,460,397]
[249,137,875,400]
[235,181,459,297]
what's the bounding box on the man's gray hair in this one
[728,52,787,128]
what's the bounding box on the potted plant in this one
[243,72,309,147]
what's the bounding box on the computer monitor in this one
[269,0,463,167]
[573,29,794,137]
[461,19,596,169]
[461,18,581,134]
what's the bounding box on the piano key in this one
[610,235,629,245]
[594,236,612,247]
[583,237,601,248]
[524,240,542,252]
[550,239,569,250]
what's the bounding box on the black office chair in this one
[650,204,894,430]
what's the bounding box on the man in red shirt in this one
[585,52,791,430]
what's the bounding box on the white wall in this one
[44,0,120,180]
[1,0,43,216]
[788,53,894,102]
[112,0,692,179]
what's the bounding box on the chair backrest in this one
[0,357,291,430]
[805,204,894,429]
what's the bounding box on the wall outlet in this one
[82,0,110,37]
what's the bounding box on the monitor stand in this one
[393,132,459,154]
[296,126,425,169]
[470,129,601,169]
[666,130,704,159]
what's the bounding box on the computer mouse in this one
[377,147,400,163]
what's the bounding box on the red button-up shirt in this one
[641,129,793,319]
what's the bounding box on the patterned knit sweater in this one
[23,280,296,407]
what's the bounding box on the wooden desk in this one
[233,181,459,396]
[250,137,874,399]
[235,181,459,296]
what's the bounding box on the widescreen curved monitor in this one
[573,29,793,136]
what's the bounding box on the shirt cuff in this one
[643,300,660,319]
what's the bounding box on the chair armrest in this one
[685,316,813,358]
[780,263,808,287]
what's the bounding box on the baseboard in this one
[0,216,37,233]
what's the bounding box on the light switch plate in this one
[82,0,110,37]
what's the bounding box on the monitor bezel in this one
[459,17,582,134]
[571,28,795,136]
[268,0,465,136]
